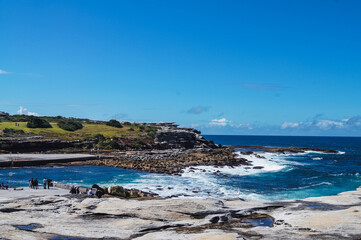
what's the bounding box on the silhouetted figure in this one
[0,183,8,189]
[34,178,38,189]
[47,178,52,189]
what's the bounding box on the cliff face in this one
[152,123,217,149]
[0,137,86,153]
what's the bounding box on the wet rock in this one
[210,216,220,223]
[220,215,229,222]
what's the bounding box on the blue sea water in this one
[0,135,360,201]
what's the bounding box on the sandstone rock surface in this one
[0,187,360,239]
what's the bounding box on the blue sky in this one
[1,0,361,136]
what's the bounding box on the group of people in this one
[0,182,9,189]
[69,185,94,196]
[29,177,52,189]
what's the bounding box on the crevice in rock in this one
[139,223,188,233]
[0,208,25,213]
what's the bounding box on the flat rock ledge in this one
[0,187,360,240]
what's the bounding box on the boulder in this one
[109,186,127,198]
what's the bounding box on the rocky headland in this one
[0,122,341,175]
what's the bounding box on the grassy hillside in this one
[0,121,158,141]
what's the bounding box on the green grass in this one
[0,122,154,140]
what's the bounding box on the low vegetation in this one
[0,114,160,149]
[2,128,26,137]
[58,119,83,131]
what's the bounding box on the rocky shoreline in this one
[77,147,247,175]
[233,145,339,154]
[54,145,340,176]
[0,186,360,239]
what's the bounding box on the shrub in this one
[128,128,134,131]
[94,134,106,143]
[106,119,123,128]
[27,117,52,128]
[57,119,83,131]
[98,139,120,149]
[3,128,25,135]
[146,126,158,138]
[133,139,146,149]
[123,122,131,126]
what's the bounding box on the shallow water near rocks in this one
[15,223,43,230]
[242,217,274,227]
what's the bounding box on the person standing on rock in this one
[47,178,52,189]
[43,177,47,189]
[29,178,32,189]
[34,178,38,189]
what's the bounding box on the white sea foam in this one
[296,182,332,190]
[58,149,348,200]
[312,157,323,160]
[181,152,292,180]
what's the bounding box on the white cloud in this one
[0,69,10,74]
[191,123,200,128]
[281,118,353,131]
[316,120,344,130]
[209,118,233,127]
[237,123,253,130]
[17,106,39,116]
[187,106,209,114]
[208,118,253,129]
[344,116,361,126]
[281,122,300,129]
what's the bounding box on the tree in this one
[27,117,52,128]
[106,119,123,128]
[57,119,83,131]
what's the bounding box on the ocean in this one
[1,135,360,201]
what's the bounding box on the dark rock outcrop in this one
[153,123,217,149]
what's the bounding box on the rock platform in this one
[0,186,360,239]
